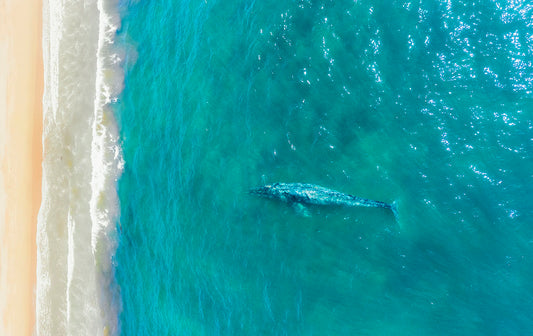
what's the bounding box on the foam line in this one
[36,0,123,335]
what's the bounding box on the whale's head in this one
[249,185,275,198]
[249,183,289,199]
[250,183,293,202]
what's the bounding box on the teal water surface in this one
[113,0,533,334]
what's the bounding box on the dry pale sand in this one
[0,0,43,335]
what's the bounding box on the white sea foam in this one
[37,0,123,335]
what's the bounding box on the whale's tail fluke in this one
[391,200,400,226]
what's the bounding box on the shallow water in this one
[37,0,122,335]
[113,1,533,334]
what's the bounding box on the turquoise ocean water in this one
[112,1,533,334]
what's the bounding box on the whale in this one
[250,182,399,220]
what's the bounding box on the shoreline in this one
[0,0,44,335]
[36,0,123,334]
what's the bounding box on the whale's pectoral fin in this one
[291,202,311,217]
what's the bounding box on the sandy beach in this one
[0,0,43,335]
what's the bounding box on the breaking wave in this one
[37,0,124,335]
